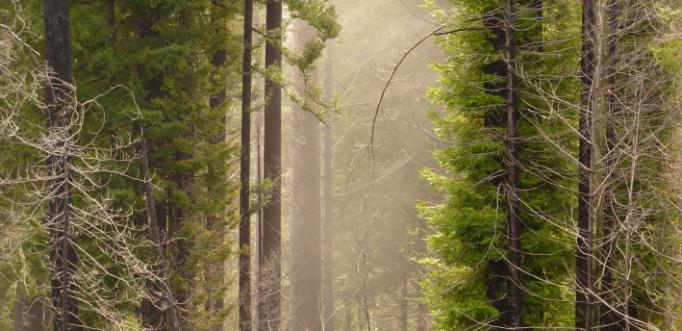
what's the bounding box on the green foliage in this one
[422,0,580,328]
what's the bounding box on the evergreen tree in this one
[422,1,579,328]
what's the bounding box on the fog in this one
[274,1,445,329]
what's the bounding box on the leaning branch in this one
[369,25,491,160]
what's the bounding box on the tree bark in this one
[43,0,79,329]
[502,1,523,328]
[259,0,283,329]
[576,1,597,330]
[240,0,254,330]
[600,0,619,329]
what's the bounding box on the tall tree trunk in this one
[576,1,597,330]
[290,22,322,331]
[240,0,254,330]
[138,127,181,331]
[503,1,523,328]
[601,0,619,329]
[43,1,79,329]
[135,14,181,330]
[321,44,335,331]
[259,0,283,329]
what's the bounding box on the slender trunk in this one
[138,128,181,331]
[503,1,522,328]
[240,1,254,330]
[576,1,597,330]
[255,115,263,329]
[135,14,181,330]
[601,0,619,329]
[259,0,283,329]
[43,1,79,329]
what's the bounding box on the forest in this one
[2,0,682,330]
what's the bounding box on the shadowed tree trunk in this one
[576,1,597,330]
[259,0,283,329]
[43,0,79,329]
[600,0,619,329]
[240,0,254,330]
[138,127,181,331]
[502,1,523,327]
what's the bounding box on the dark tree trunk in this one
[138,127,181,331]
[259,1,283,329]
[43,1,79,329]
[502,1,523,328]
[576,1,597,330]
[135,14,181,330]
[321,44,335,331]
[601,0,619,330]
[240,0,254,330]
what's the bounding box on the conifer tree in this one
[422,1,579,328]
[240,1,254,330]
[43,0,79,329]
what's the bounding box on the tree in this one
[422,0,578,328]
[501,0,522,326]
[259,1,283,329]
[576,1,597,329]
[240,0,254,330]
[43,0,79,329]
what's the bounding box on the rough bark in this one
[600,0,619,329]
[576,1,597,330]
[259,1,283,329]
[43,0,79,329]
[240,0,254,330]
[503,1,523,328]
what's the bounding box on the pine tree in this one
[240,1,254,331]
[43,0,79,329]
[422,1,579,328]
